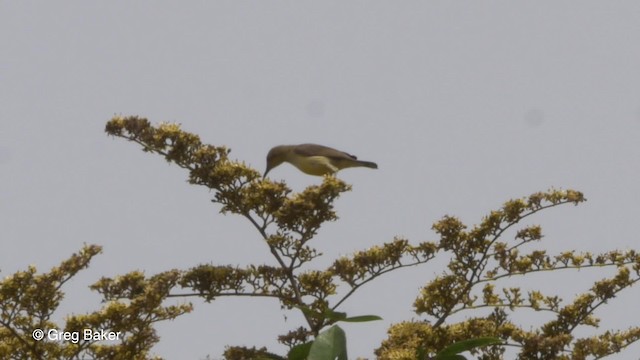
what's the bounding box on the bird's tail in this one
[357,160,378,169]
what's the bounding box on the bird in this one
[263,143,378,177]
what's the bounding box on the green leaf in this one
[323,309,348,322]
[435,337,502,358]
[288,341,313,360]
[294,306,382,326]
[341,315,383,323]
[294,305,318,318]
[307,325,348,360]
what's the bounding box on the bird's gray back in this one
[293,144,358,161]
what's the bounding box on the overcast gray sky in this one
[2,2,640,359]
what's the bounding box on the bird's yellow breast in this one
[288,155,338,176]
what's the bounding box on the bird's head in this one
[263,145,288,178]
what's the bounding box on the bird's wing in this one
[294,144,358,160]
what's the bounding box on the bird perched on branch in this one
[263,144,378,177]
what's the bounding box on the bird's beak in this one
[263,167,271,179]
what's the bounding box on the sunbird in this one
[264,144,378,177]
